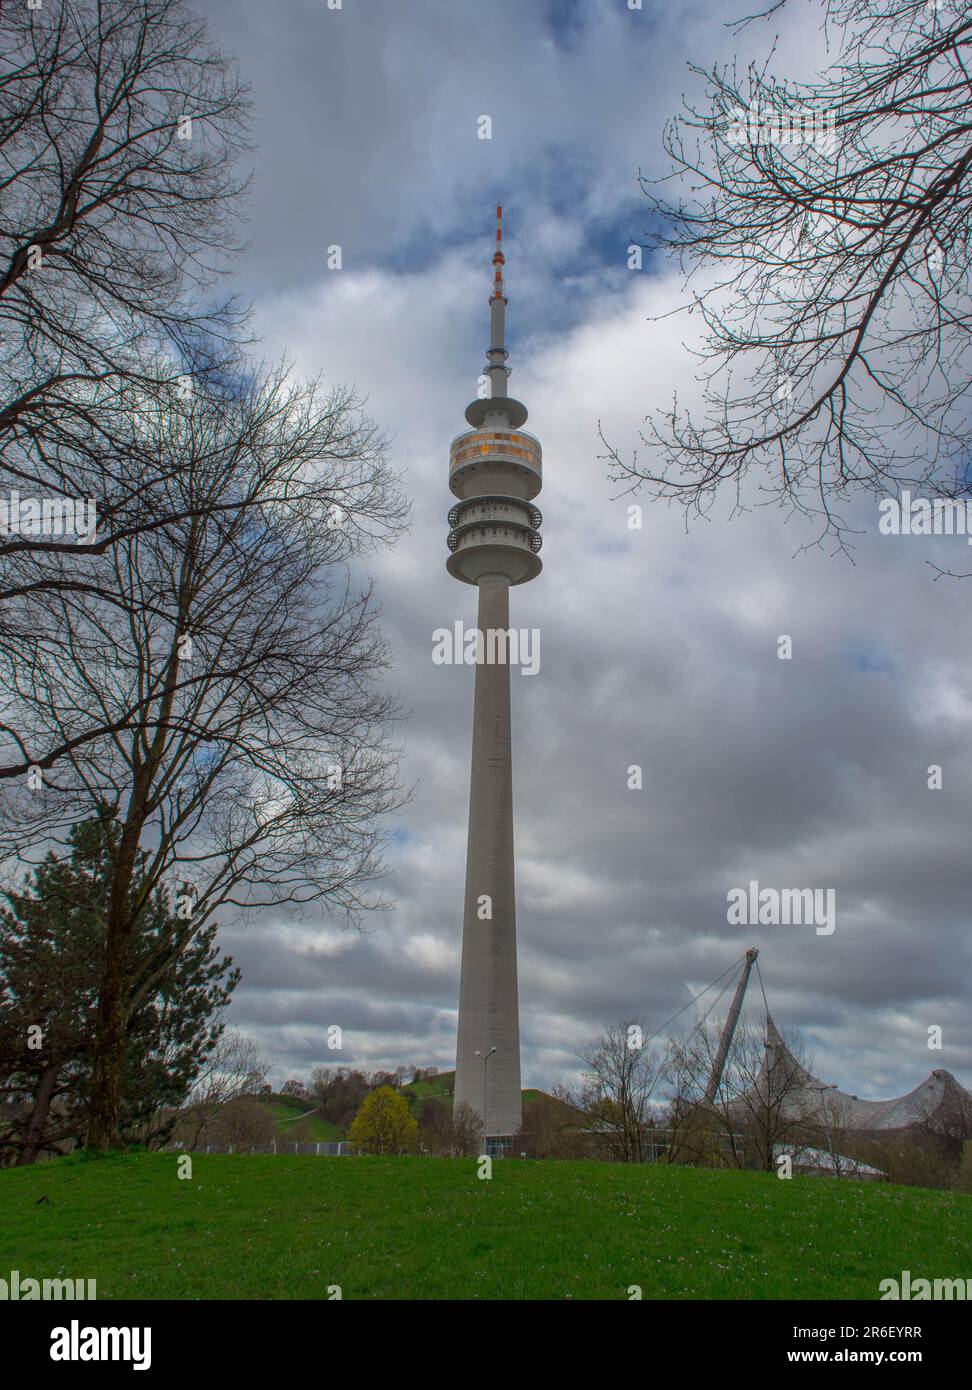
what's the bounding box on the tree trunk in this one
[85,818,143,1149]
[15,1062,59,1166]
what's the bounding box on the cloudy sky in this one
[200,0,970,1101]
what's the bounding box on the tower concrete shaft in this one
[453,577,521,1137]
[449,206,541,1144]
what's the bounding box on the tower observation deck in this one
[449,206,541,1148]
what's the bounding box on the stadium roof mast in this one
[704,947,760,1104]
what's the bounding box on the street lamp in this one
[474,1047,497,1156]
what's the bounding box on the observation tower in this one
[448,206,542,1149]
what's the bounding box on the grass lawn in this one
[1,1152,968,1300]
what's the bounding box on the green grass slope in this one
[402,1072,554,1114]
[2,1152,967,1300]
[402,1071,454,1104]
[262,1097,344,1143]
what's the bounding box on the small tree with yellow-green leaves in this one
[348,1085,417,1156]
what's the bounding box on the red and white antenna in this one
[489,203,507,304]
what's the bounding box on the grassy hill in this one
[402,1070,454,1103]
[2,1150,967,1300]
[250,1075,562,1141]
[261,1095,344,1143]
[402,1071,553,1112]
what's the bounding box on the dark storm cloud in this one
[191,0,969,1104]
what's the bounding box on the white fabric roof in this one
[743,1016,972,1133]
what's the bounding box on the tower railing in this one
[448,497,542,530]
[447,519,542,553]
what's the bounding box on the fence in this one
[165,1140,350,1157]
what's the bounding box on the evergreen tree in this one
[0,814,238,1163]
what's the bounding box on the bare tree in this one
[796,1086,861,1176]
[661,1025,729,1166]
[916,1073,972,1153]
[602,0,972,550]
[1,364,407,1150]
[0,0,252,554]
[1,363,404,787]
[179,1095,275,1152]
[417,1098,481,1157]
[868,1076,972,1185]
[517,1091,588,1160]
[713,1018,825,1172]
[572,1020,665,1163]
[0,0,264,790]
[177,1028,269,1150]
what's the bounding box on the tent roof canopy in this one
[738,1015,972,1133]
